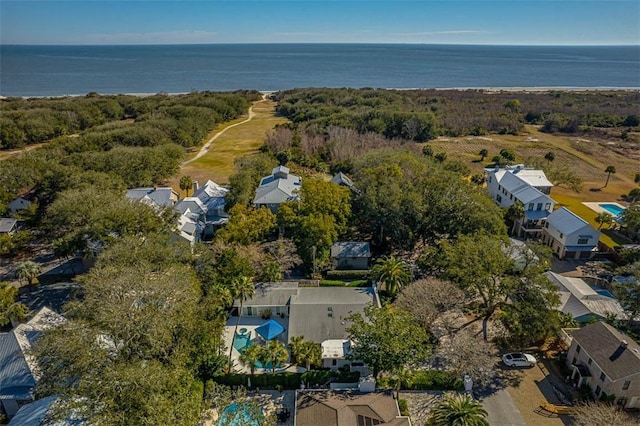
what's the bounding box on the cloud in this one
[83,30,219,45]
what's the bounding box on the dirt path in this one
[181,94,266,167]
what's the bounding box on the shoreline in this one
[2,87,639,100]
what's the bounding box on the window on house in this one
[498,185,501,191]
[497,195,502,202]
[588,358,592,365]
[576,345,581,353]
[537,203,543,210]
[510,194,513,200]
[545,203,551,211]
[600,372,606,382]
[247,307,253,316]
[545,222,549,228]
[527,203,534,210]
[572,357,577,365]
[595,385,601,396]
[577,238,589,244]
[332,359,337,366]
[623,381,631,390]
[560,233,563,239]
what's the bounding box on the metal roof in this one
[125,187,177,207]
[0,332,35,399]
[0,218,18,234]
[330,242,371,259]
[547,207,596,236]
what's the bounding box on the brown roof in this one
[295,390,411,426]
[570,322,640,381]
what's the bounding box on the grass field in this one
[428,125,639,248]
[168,97,289,191]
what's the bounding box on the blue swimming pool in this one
[218,402,263,426]
[599,203,625,217]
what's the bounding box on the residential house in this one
[486,166,555,238]
[565,322,640,408]
[253,165,301,212]
[124,187,179,208]
[0,218,19,235]
[545,272,626,323]
[0,308,65,420]
[175,180,229,240]
[542,207,599,259]
[295,390,411,426]
[331,242,371,270]
[331,172,360,194]
[234,282,379,370]
[7,197,32,214]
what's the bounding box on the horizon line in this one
[2,42,639,47]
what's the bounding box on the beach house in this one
[253,165,302,212]
[542,207,599,259]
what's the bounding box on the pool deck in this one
[583,201,627,216]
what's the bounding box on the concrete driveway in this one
[478,386,527,426]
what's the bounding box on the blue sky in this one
[1,1,638,45]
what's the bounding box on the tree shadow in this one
[589,187,602,192]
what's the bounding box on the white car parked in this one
[502,352,537,367]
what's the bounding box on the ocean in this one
[1,44,639,97]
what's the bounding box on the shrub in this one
[325,270,370,280]
[379,370,462,391]
[346,280,370,287]
[212,373,301,390]
[319,280,346,287]
[397,398,409,416]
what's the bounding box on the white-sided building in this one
[253,166,301,212]
[486,166,555,238]
[174,180,229,241]
[542,207,599,259]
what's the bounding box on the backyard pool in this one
[599,203,626,217]
[218,402,263,426]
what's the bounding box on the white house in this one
[253,166,302,212]
[486,166,555,238]
[0,308,65,420]
[545,272,626,323]
[542,207,599,259]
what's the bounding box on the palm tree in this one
[261,339,288,374]
[297,341,321,371]
[239,344,264,376]
[391,368,414,400]
[544,151,555,164]
[0,282,29,327]
[506,201,525,236]
[288,335,306,365]
[16,261,41,286]
[604,165,616,188]
[227,275,255,372]
[478,149,488,161]
[371,256,411,296]
[429,392,489,426]
[179,175,192,197]
[595,212,613,230]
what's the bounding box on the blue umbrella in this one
[255,319,285,340]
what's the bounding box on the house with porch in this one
[486,166,555,238]
[253,165,301,212]
[230,282,379,370]
[125,187,179,208]
[0,308,65,420]
[565,322,640,408]
[542,207,599,259]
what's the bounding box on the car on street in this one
[502,352,537,367]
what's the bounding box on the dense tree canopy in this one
[346,304,431,378]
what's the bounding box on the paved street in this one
[480,387,527,426]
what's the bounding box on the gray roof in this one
[288,287,376,343]
[331,172,354,188]
[0,332,34,399]
[125,187,178,207]
[545,272,626,320]
[547,207,596,236]
[0,308,66,400]
[570,322,640,381]
[9,396,84,426]
[331,242,371,259]
[0,218,18,234]
[499,172,554,205]
[253,168,301,206]
[240,282,299,308]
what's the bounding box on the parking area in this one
[504,360,573,426]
